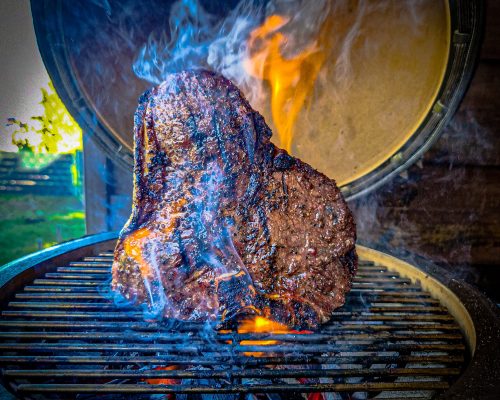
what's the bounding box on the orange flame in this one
[237,316,312,357]
[237,316,289,357]
[122,198,187,278]
[123,226,153,278]
[244,14,332,152]
[238,315,290,334]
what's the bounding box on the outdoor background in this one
[0,0,85,265]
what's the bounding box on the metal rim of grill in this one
[0,233,499,399]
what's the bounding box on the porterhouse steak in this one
[112,70,357,328]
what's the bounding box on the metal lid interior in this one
[30,0,483,200]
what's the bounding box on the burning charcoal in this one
[112,70,356,328]
[176,365,238,400]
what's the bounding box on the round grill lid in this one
[31,0,483,199]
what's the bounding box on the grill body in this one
[0,233,499,399]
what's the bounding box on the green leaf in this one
[5,81,83,154]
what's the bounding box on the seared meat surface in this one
[112,70,356,328]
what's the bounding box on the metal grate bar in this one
[15,382,451,394]
[0,342,466,353]
[18,286,438,296]
[0,331,464,341]
[1,310,457,322]
[58,266,404,276]
[4,367,461,379]
[45,273,413,284]
[56,267,110,273]
[0,320,463,331]
[5,301,449,313]
[0,354,465,365]
[32,278,418,288]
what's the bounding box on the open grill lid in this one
[30,0,483,199]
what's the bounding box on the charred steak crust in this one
[112,70,357,328]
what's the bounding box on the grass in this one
[0,194,86,265]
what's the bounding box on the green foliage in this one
[7,82,82,154]
[0,194,86,265]
[6,118,32,152]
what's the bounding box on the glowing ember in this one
[146,365,180,387]
[244,14,333,152]
[237,316,312,357]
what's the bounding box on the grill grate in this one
[0,250,467,399]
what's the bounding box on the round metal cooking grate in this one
[0,242,472,399]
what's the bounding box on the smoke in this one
[88,0,112,17]
[330,0,367,89]
[132,0,331,113]
[192,161,258,322]
[349,108,494,285]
